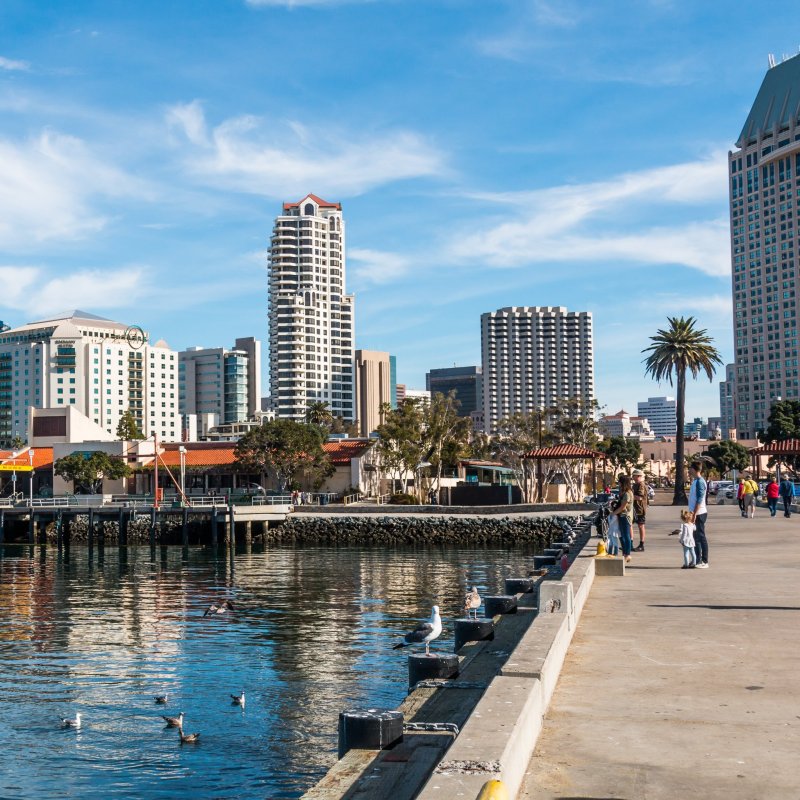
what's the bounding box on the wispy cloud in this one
[349,248,411,285]
[0,56,29,71]
[449,152,731,277]
[0,130,150,249]
[166,101,446,198]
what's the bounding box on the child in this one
[679,509,696,569]
[606,510,621,556]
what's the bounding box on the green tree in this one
[494,411,551,503]
[234,419,333,491]
[705,440,750,478]
[425,391,472,494]
[305,401,334,429]
[116,410,144,440]
[10,435,26,450]
[643,316,722,505]
[375,399,427,495]
[54,451,131,494]
[758,399,800,471]
[598,436,642,476]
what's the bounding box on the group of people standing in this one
[738,476,794,518]
[607,469,649,563]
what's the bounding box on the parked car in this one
[709,480,734,496]
[584,492,616,505]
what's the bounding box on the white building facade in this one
[637,396,677,438]
[0,311,179,445]
[481,306,594,432]
[268,194,355,422]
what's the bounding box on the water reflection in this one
[0,542,539,799]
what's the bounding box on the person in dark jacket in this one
[779,476,794,518]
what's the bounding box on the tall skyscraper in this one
[426,365,482,417]
[719,363,736,440]
[354,349,392,436]
[179,337,262,437]
[268,194,355,422]
[730,55,800,437]
[0,310,179,444]
[637,396,677,437]
[481,306,594,432]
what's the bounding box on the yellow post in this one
[595,540,607,557]
[477,779,509,800]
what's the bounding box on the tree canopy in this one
[643,316,722,505]
[116,410,144,440]
[705,440,750,477]
[234,419,333,491]
[758,399,800,471]
[598,436,642,476]
[54,451,131,494]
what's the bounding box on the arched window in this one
[304,203,315,216]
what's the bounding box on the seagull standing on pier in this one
[464,587,481,620]
[393,606,442,656]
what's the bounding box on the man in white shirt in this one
[688,461,709,568]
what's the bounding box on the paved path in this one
[520,503,800,800]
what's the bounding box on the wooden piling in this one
[149,507,157,547]
[244,520,252,545]
[28,512,35,544]
[182,507,189,546]
[211,507,219,547]
[0,509,4,544]
[119,509,127,547]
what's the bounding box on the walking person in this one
[737,478,746,517]
[742,474,759,519]
[780,474,794,518]
[688,462,709,569]
[632,468,648,551]
[678,509,696,569]
[766,477,780,517]
[611,474,634,564]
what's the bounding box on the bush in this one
[388,492,418,505]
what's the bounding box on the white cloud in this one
[449,153,731,277]
[0,130,150,249]
[167,101,446,198]
[349,248,411,284]
[0,56,29,71]
[0,266,148,317]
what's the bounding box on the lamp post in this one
[179,445,187,502]
[28,448,35,508]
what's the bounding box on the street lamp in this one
[179,445,187,502]
[28,448,35,508]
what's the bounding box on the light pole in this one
[28,448,35,508]
[179,445,187,503]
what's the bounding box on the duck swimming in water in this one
[61,713,81,729]
[230,691,245,708]
[178,724,200,744]
[162,712,184,728]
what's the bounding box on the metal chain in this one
[403,721,460,735]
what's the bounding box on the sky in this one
[3,1,800,419]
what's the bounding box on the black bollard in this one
[454,618,495,652]
[550,541,570,551]
[408,653,459,689]
[484,595,518,616]
[337,709,404,759]
[505,577,535,594]
[544,547,565,558]
[533,555,557,569]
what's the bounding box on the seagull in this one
[203,599,234,617]
[61,713,81,729]
[154,694,168,705]
[178,724,200,744]
[162,712,184,728]
[230,691,245,709]
[464,587,481,620]
[392,605,442,656]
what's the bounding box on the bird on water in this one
[231,691,245,708]
[393,605,442,656]
[162,712,185,728]
[61,713,81,729]
[178,724,200,744]
[154,694,168,704]
[464,587,481,620]
[204,599,235,617]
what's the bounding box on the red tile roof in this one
[323,439,374,465]
[283,193,342,211]
[0,447,54,469]
[524,444,605,459]
[749,439,800,455]
[140,443,237,470]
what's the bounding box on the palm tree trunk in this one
[673,365,688,505]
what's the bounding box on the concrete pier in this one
[520,504,800,800]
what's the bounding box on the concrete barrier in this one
[538,581,574,618]
[594,556,626,576]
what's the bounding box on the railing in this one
[30,496,79,508]
[187,496,229,508]
[343,493,361,506]
[251,495,293,506]
[374,493,391,505]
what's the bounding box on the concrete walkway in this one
[520,503,800,800]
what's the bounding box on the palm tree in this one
[305,401,334,429]
[643,317,722,505]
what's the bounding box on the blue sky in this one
[2,0,799,418]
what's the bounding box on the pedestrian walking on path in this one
[742,474,759,519]
[780,475,794,518]
[688,462,709,568]
[632,468,648,551]
[678,509,696,568]
[612,474,634,563]
[766,478,780,517]
[737,478,746,517]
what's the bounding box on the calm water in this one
[0,542,539,799]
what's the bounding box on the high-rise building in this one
[481,306,594,432]
[268,194,355,422]
[637,396,677,437]
[0,310,179,444]
[730,55,800,437]
[179,337,262,438]
[354,349,392,436]
[719,362,736,439]
[426,366,483,417]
